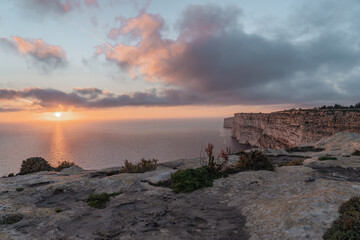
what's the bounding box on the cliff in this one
[226,109,360,148]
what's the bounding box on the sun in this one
[54,112,62,118]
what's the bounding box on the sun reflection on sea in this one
[48,123,70,166]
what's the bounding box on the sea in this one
[0,118,246,176]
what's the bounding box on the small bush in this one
[286,146,324,153]
[200,143,231,173]
[323,196,360,239]
[235,151,275,171]
[55,207,63,213]
[53,188,64,194]
[318,156,337,161]
[7,173,14,177]
[55,161,76,171]
[120,158,158,173]
[19,157,53,175]
[0,214,23,225]
[170,166,224,193]
[352,150,360,156]
[277,159,304,167]
[86,191,122,208]
[16,187,24,192]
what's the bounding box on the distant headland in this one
[225,103,360,148]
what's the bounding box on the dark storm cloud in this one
[97,3,360,106]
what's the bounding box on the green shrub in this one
[235,151,275,171]
[120,158,158,173]
[19,157,53,175]
[55,161,76,171]
[0,214,23,224]
[170,167,224,193]
[55,207,63,213]
[318,156,337,161]
[352,150,360,156]
[53,188,64,194]
[7,173,14,177]
[16,187,24,192]
[277,159,304,167]
[86,191,123,208]
[323,196,360,239]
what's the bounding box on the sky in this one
[0,0,359,121]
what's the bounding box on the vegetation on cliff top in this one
[86,191,123,208]
[120,158,158,173]
[170,143,274,193]
[19,157,53,175]
[318,156,337,161]
[19,157,77,175]
[351,150,360,156]
[323,196,360,240]
[0,214,23,225]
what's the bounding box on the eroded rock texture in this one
[226,109,360,148]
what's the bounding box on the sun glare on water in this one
[54,112,62,118]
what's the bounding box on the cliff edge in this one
[225,109,360,148]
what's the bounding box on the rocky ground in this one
[1,132,360,240]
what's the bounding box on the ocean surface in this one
[0,118,246,176]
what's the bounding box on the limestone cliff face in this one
[226,109,360,148]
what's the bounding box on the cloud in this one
[0,108,21,113]
[16,0,99,15]
[0,36,67,72]
[0,87,199,111]
[96,3,360,106]
[84,0,98,7]
[73,87,113,99]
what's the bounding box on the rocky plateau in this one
[1,132,360,239]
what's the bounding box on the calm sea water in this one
[0,118,245,176]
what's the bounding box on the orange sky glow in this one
[0,104,290,123]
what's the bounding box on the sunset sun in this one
[54,112,62,118]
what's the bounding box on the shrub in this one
[53,188,64,194]
[235,151,275,171]
[286,146,324,153]
[7,173,14,177]
[86,191,122,208]
[170,167,224,193]
[200,143,232,173]
[55,207,63,213]
[318,156,337,161]
[323,196,360,239]
[0,214,23,225]
[119,158,158,173]
[352,150,360,156]
[55,161,76,171]
[16,187,24,192]
[19,157,53,175]
[277,159,304,167]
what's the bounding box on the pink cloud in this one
[11,36,66,60]
[84,0,98,6]
[101,13,185,83]
[0,36,67,72]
